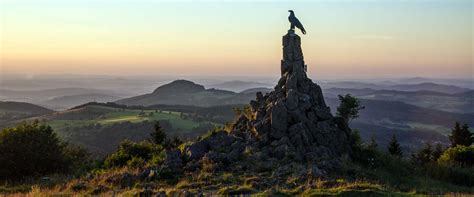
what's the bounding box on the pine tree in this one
[150,121,166,145]
[367,135,378,150]
[449,122,473,147]
[388,134,402,157]
[432,143,444,161]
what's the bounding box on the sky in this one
[0,0,472,79]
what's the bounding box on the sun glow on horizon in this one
[1,0,472,78]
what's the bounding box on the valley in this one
[1,77,472,157]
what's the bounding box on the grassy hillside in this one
[28,104,217,155]
[46,105,200,132]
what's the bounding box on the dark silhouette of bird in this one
[288,10,306,34]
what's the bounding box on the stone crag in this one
[236,30,352,161]
[162,31,352,177]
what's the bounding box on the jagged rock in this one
[162,150,183,172]
[207,131,235,151]
[160,30,352,177]
[270,102,287,139]
[184,140,209,161]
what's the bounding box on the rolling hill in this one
[0,101,53,114]
[325,98,474,136]
[320,81,471,94]
[207,80,273,92]
[116,80,246,107]
[323,88,474,113]
[0,101,54,127]
[29,104,216,155]
[40,94,122,110]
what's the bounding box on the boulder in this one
[184,140,209,161]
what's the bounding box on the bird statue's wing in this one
[294,18,306,34]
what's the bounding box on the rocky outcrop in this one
[164,30,352,176]
[228,30,351,161]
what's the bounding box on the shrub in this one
[438,145,474,167]
[351,133,383,168]
[423,163,474,186]
[104,140,162,168]
[127,156,146,168]
[0,121,89,180]
[411,143,435,165]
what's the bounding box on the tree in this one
[164,136,183,150]
[411,143,433,165]
[367,135,378,150]
[432,143,444,161]
[448,122,473,147]
[0,121,89,180]
[336,94,365,123]
[388,134,402,157]
[104,140,162,168]
[150,121,166,145]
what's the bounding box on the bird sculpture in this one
[288,10,306,34]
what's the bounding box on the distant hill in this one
[0,88,126,110]
[239,87,273,94]
[0,101,53,127]
[0,101,53,114]
[40,94,122,110]
[320,81,382,90]
[207,80,272,92]
[325,98,474,135]
[320,81,471,94]
[323,88,474,113]
[398,77,473,89]
[116,80,256,107]
[386,82,470,94]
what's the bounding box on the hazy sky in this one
[1,0,472,78]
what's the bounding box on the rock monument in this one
[230,30,351,162]
[161,30,352,176]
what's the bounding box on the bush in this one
[423,163,474,186]
[104,140,162,168]
[0,121,89,180]
[127,157,146,168]
[351,133,383,169]
[438,145,474,167]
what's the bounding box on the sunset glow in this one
[1,0,472,78]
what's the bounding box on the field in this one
[32,104,220,155]
[46,105,207,135]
